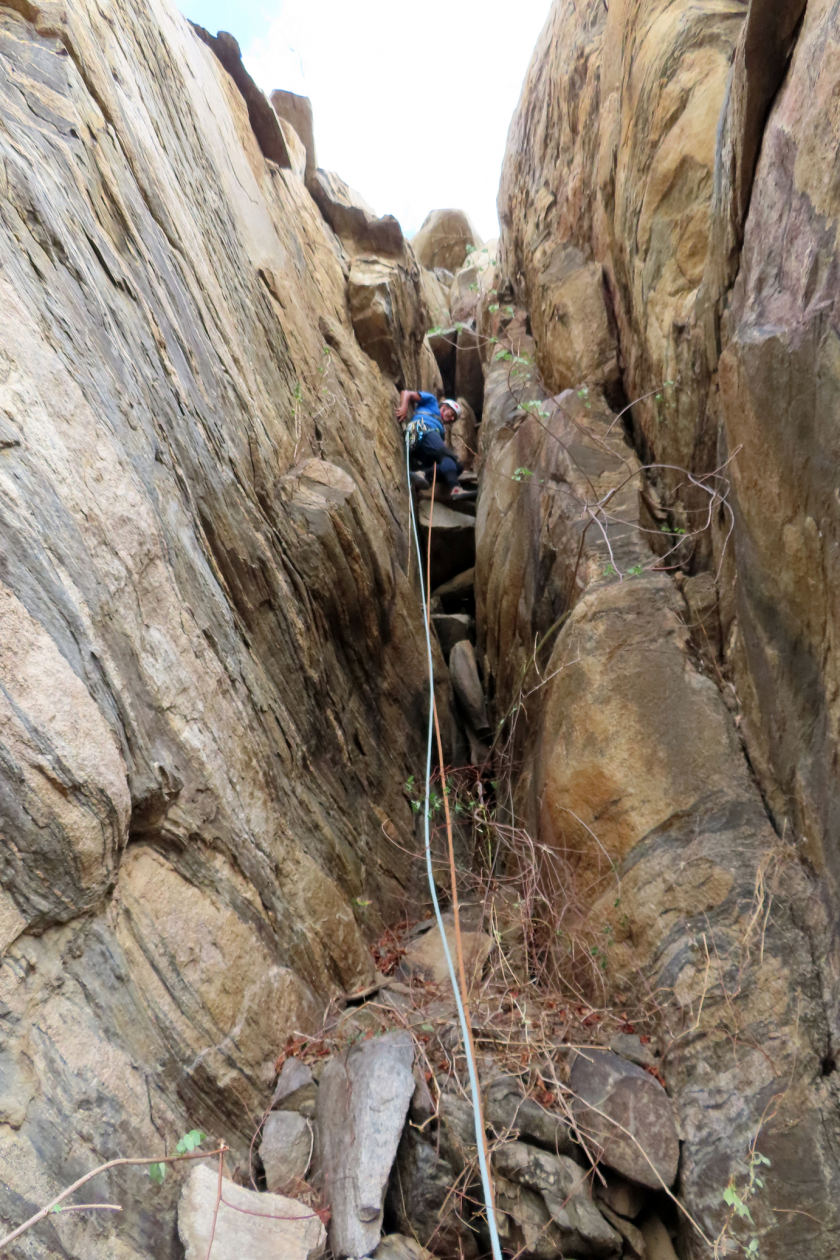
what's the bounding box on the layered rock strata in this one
[489,0,840,1252]
[0,0,449,1253]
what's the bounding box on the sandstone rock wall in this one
[0,0,442,1252]
[491,1,840,1253]
[498,0,840,1025]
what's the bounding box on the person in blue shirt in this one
[395,390,474,499]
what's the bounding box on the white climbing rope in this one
[404,436,504,1260]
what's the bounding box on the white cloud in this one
[242,0,551,241]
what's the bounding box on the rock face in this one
[489,1,840,1254]
[0,0,446,1254]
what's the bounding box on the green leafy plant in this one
[512,467,535,482]
[149,1130,207,1185]
[718,1149,772,1257]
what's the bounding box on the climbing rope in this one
[404,437,503,1260]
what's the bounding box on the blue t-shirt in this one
[412,392,445,435]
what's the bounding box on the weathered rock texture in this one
[0,0,445,1254]
[488,0,840,1254]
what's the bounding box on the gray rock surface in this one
[432,612,474,659]
[493,1141,621,1258]
[273,1056,315,1107]
[317,1030,415,1257]
[418,500,476,590]
[594,1171,648,1220]
[485,1076,578,1157]
[260,1110,312,1193]
[599,1203,646,1259]
[570,1050,680,1190]
[387,1125,479,1259]
[178,1164,325,1260]
[449,640,490,734]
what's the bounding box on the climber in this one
[395,390,474,499]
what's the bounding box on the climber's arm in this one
[395,390,421,422]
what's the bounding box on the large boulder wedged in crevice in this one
[412,208,483,274]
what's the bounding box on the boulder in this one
[178,1164,325,1260]
[449,640,490,735]
[260,1110,312,1194]
[570,1050,680,1190]
[309,169,404,256]
[316,1030,415,1257]
[347,257,429,388]
[493,1142,621,1258]
[412,208,483,273]
[270,89,317,180]
[418,500,476,590]
[432,612,474,659]
[396,911,492,993]
[484,1076,578,1158]
[273,1056,315,1107]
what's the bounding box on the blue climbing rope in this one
[404,435,503,1260]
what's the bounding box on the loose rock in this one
[178,1164,325,1260]
[449,641,490,735]
[397,911,492,991]
[418,500,476,589]
[432,612,474,659]
[273,1056,314,1107]
[317,1029,415,1257]
[484,1076,578,1158]
[570,1050,680,1190]
[260,1110,312,1194]
[493,1141,621,1258]
[388,1125,479,1259]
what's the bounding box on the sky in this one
[178,0,551,241]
